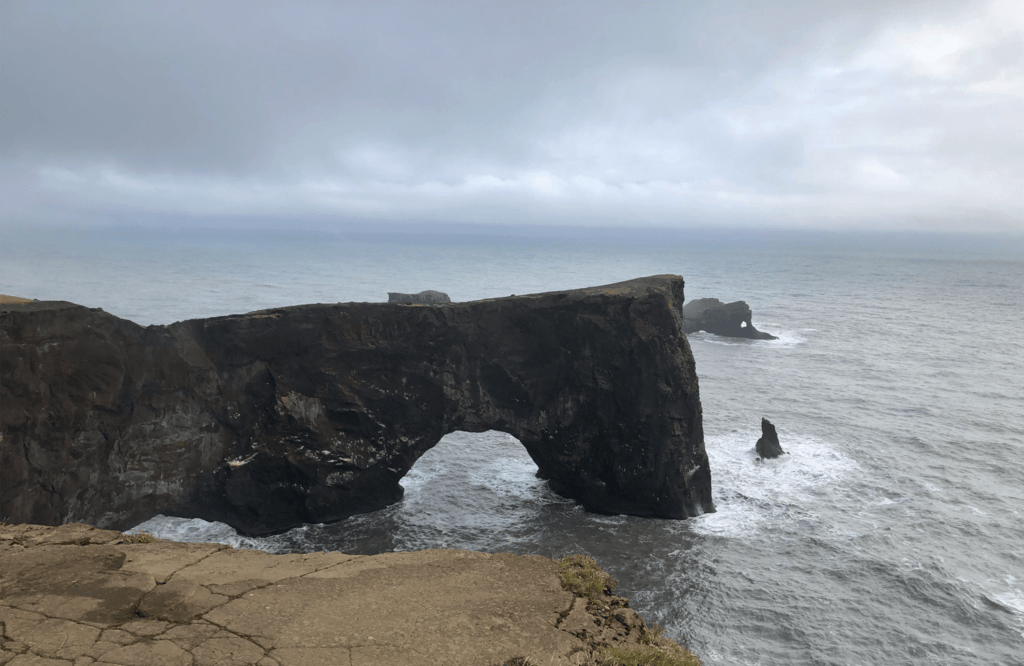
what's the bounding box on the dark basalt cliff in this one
[0,276,712,536]
[682,298,777,340]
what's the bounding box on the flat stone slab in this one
[0,524,690,665]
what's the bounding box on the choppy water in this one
[3,225,1022,665]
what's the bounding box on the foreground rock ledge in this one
[1,275,712,536]
[0,523,691,666]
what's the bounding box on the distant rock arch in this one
[683,298,776,340]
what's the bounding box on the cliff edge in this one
[0,523,699,666]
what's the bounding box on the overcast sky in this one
[2,0,1021,233]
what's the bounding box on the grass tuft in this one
[556,555,703,666]
[121,532,156,544]
[641,622,667,645]
[601,643,703,666]
[557,554,618,603]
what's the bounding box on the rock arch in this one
[1,276,713,536]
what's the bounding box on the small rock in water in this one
[755,417,786,460]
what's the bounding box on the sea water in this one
[2,225,1022,665]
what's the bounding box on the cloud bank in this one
[2,0,1021,232]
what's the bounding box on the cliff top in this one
[0,275,686,317]
[0,523,699,666]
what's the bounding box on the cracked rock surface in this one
[1,524,669,666]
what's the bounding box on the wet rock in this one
[387,289,451,304]
[1,275,712,536]
[682,298,776,340]
[755,418,786,459]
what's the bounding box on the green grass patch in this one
[601,643,703,666]
[557,554,618,603]
[121,532,156,544]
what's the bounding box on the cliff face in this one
[1,276,712,536]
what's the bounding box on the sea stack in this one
[682,298,776,340]
[755,418,786,459]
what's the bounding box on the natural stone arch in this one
[1,276,713,537]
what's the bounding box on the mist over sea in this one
[3,225,1022,665]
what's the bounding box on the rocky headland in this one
[1,276,712,537]
[0,523,699,666]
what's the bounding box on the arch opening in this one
[394,430,571,549]
[277,430,578,555]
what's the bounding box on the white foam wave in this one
[761,328,806,347]
[990,588,1024,615]
[691,328,805,348]
[485,457,544,492]
[127,514,277,551]
[691,429,859,539]
[398,461,433,490]
[987,587,1024,638]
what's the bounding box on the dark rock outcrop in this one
[388,290,451,304]
[682,298,777,340]
[1,276,712,536]
[755,418,786,459]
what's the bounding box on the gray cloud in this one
[1,0,1020,231]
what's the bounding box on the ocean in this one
[2,224,1022,665]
